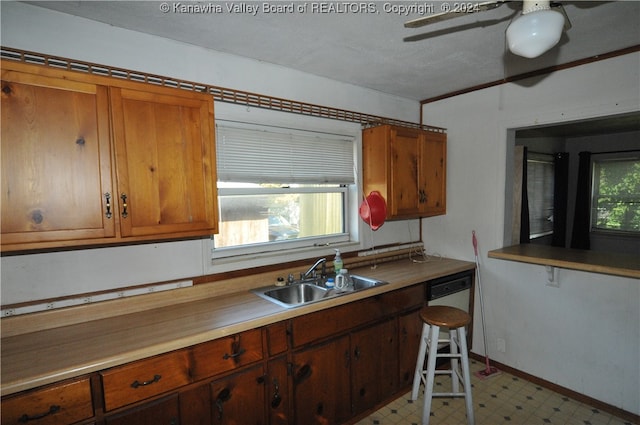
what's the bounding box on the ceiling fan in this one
[405,0,571,58]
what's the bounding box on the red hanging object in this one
[359,191,387,230]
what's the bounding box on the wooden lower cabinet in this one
[398,309,424,387]
[292,335,351,425]
[351,319,398,417]
[267,357,290,425]
[105,394,179,425]
[180,384,212,425]
[210,364,266,425]
[2,282,435,425]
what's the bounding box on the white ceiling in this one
[24,1,640,101]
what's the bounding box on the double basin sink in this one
[252,275,388,308]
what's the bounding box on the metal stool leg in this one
[411,322,430,400]
[422,324,440,425]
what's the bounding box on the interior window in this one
[591,155,640,233]
[213,122,354,255]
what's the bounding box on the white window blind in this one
[216,123,355,184]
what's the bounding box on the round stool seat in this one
[420,305,471,329]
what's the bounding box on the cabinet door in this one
[419,131,446,216]
[389,127,422,218]
[180,384,211,425]
[210,364,266,425]
[110,86,217,238]
[267,356,290,425]
[1,68,115,248]
[292,336,351,425]
[398,309,423,387]
[105,394,179,425]
[351,319,398,416]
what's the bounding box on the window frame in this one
[590,152,640,236]
[210,114,362,263]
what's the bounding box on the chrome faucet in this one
[301,258,327,280]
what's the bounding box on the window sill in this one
[488,244,640,279]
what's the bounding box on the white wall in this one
[422,53,640,414]
[0,2,420,304]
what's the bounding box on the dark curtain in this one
[570,151,592,249]
[551,152,569,247]
[519,147,530,244]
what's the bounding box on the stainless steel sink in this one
[262,283,330,307]
[252,274,388,308]
[350,275,387,291]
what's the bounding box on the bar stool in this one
[411,305,474,425]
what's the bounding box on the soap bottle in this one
[333,249,343,275]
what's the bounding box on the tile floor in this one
[355,360,636,425]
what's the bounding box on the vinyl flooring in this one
[355,360,636,425]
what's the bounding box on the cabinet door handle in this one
[354,346,361,360]
[104,193,112,219]
[271,378,282,408]
[120,193,128,218]
[215,388,231,420]
[294,364,312,384]
[131,374,161,388]
[18,405,60,423]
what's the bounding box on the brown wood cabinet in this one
[363,124,446,219]
[1,281,438,425]
[109,86,217,238]
[291,335,351,425]
[210,364,266,425]
[105,395,179,425]
[0,60,218,252]
[289,284,425,424]
[351,319,398,417]
[1,65,115,247]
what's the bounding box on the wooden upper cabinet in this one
[363,124,446,220]
[1,60,218,252]
[1,66,115,248]
[110,86,217,238]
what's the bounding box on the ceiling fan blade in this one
[404,0,511,28]
[551,2,572,31]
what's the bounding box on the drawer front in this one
[101,350,190,411]
[1,377,93,425]
[292,297,383,347]
[378,284,425,313]
[191,329,263,381]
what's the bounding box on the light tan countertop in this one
[488,244,640,279]
[1,257,474,396]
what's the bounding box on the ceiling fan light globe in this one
[506,9,565,58]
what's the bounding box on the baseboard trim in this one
[469,353,639,424]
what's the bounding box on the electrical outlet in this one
[497,338,506,353]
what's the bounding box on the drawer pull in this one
[222,347,246,360]
[18,405,60,423]
[130,374,161,388]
